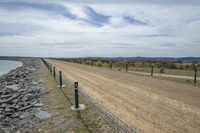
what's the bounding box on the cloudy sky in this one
[0,0,200,57]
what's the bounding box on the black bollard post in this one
[151,66,154,76]
[111,63,113,70]
[59,71,62,87]
[194,68,197,84]
[74,82,79,109]
[53,66,56,78]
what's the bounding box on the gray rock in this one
[17,102,25,106]
[24,93,34,99]
[1,94,12,99]
[6,82,13,86]
[38,80,44,84]
[33,103,43,107]
[6,84,19,91]
[12,99,18,104]
[0,114,5,119]
[0,103,7,108]
[0,128,10,133]
[25,71,29,74]
[19,79,24,83]
[35,110,52,120]
[4,117,11,122]
[19,119,30,129]
[13,105,20,109]
[32,81,38,85]
[5,106,13,113]
[12,118,19,124]
[21,97,28,102]
[19,112,29,119]
[11,112,19,118]
[5,108,13,113]
[4,112,13,116]
[26,67,35,71]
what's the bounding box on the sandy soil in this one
[48,59,200,133]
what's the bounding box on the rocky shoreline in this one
[0,58,50,133]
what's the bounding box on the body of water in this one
[0,60,22,76]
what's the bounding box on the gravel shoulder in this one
[48,59,200,133]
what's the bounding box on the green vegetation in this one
[55,58,200,82]
[61,58,200,71]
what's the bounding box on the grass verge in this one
[30,60,113,133]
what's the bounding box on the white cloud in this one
[0,1,200,57]
[63,3,87,19]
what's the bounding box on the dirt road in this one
[48,59,200,133]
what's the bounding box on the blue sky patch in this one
[0,1,77,20]
[83,6,110,27]
[124,16,147,25]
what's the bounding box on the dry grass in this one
[28,60,113,133]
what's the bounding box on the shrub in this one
[159,68,165,73]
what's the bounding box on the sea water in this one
[0,60,22,76]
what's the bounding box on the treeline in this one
[57,58,200,71]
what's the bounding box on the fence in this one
[127,66,199,84]
[73,61,199,84]
[41,59,138,133]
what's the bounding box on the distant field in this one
[128,67,200,77]
[109,66,200,83]
[48,59,200,133]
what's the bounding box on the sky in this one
[0,0,200,57]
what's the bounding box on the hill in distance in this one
[83,57,200,63]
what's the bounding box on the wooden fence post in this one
[194,68,197,84]
[111,63,113,70]
[53,66,56,78]
[57,70,65,88]
[126,64,128,72]
[50,64,52,74]
[59,71,62,87]
[151,66,154,76]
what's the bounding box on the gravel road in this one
[48,59,200,133]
